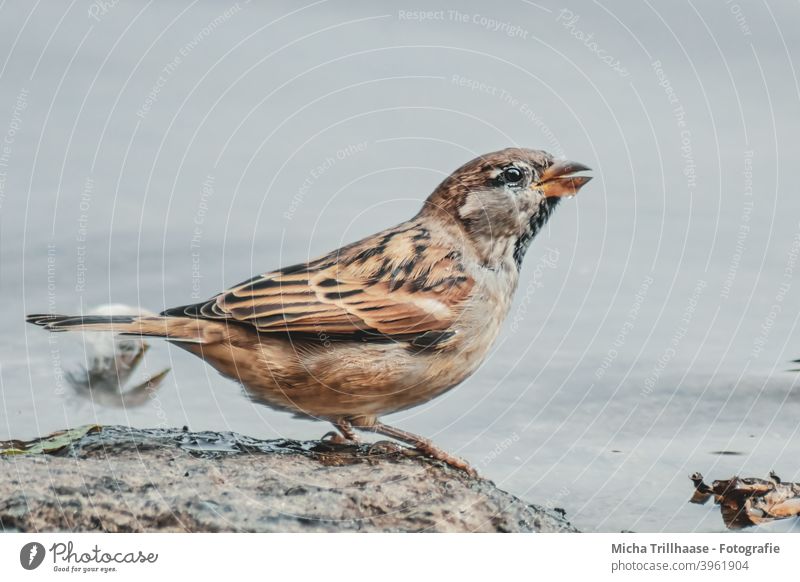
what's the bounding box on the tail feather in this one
[27,314,136,328]
[26,313,221,344]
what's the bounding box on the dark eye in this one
[500,166,524,185]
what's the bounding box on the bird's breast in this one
[444,262,519,365]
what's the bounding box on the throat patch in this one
[513,198,559,269]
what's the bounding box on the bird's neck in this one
[512,198,560,270]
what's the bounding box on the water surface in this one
[1,0,799,532]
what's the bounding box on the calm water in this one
[2,0,800,532]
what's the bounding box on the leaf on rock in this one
[0,425,101,456]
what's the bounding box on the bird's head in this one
[421,148,592,268]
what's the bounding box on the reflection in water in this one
[64,305,170,408]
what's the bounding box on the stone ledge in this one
[0,426,576,533]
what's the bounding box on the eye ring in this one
[500,166,524,185]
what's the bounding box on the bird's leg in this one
[321,418,360,445]
[335,419,360,442]
[352,417,477,477]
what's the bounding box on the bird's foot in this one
[352,419,479,477]
[366,440,477,477]
[320,419,361,447]
[414,442,478,477]
[320,431,359,446]
[367,439,413,457]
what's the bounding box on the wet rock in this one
[0,426,575,533]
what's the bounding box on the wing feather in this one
[171,223,472,342]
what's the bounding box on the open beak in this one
[535,160,592,198]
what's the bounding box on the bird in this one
[27,148,592,475]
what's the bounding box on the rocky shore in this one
[0,426,576,533]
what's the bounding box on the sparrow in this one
[27,148,592,475]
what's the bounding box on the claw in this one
[320,430,359,446]
[367,440,409,456]
[321,431,347,445]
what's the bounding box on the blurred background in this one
[1,0,799,532]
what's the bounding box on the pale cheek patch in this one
[461,190,533,245]
[459,190,516,220]
[458,190,493,220]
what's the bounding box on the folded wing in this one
[163,224,473,341]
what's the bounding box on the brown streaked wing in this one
[209,227,473,339]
